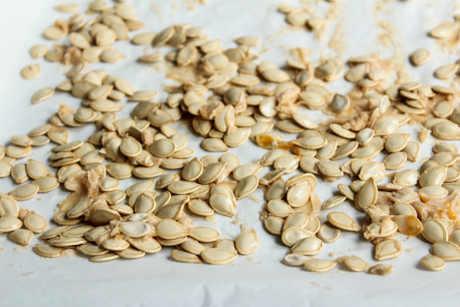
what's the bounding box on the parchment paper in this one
[1,0,460,306]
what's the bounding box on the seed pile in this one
[1,0,460,274]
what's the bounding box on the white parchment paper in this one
[1,0,460,306]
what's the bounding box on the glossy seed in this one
[304,259,337,273]
[432,241,460,260]
[422,219,448,243]
[327,212,360,232]
[201,248,237,265]
[420,254,445,271]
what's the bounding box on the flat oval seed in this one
[374,117,399,136]
[89,254,119,262]
[281,227,313,247]
[0,163,12,178]
[50,236,87,247]
[9,229,34,246]
[209,193,235,217]
[344,256,369,272]
[384,152,407,170]
[134,193,156,213]
[393,215,423,236]
[304,259,337,272]
[102,236,129,251]
[423,219,448,243]
[419,186,448,199]
[119,222,150,238]
[267,199,294,218]
[5,145,31,159]
[47,126,69,145]
[290,237,323,256]
[235,175,259,199]
[432,241,460,260]
[393,169,420,187]
[327,212,360,232]
[120,136,142,157]
[9,183,39,201]
[421,254,445,271]
[432,121,460,140]
[106,163,133,180]
[126,180,155,197]
[156,219,188,240]
[182,239,206,255]
[264,216,285,235]
[375,239,403,260]
[32,87,54,103]
[0,196,19,218]
[127,237,161,254]
[283,254,312,266]
[420,166,447,187]
[411,48,430,66]
[189,227,221,243]
[355,178,378,211]
[201,248,238,265]
[233,164,263,181]
[24,211,47,233]
[235,229,258,255]
[322,195,346,210]
[26,159,47,179]
[35,244,63,258]
[171,249,202,263]
[0,217,22,232]
[356,128,375,145]
[317,222,340,243]
[11,163,28,184]
[391,202,417,216]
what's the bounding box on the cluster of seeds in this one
[24,0,145,84]
[3,0,460,275]
[277,2,332,33]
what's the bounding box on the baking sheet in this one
[1,0,460,306]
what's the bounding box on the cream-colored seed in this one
[344,256,369,272]
[327,212,360,232]
[304,259,337,273]
[420,254,445,271]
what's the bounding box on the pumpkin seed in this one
[304,259,337,273]
[281,227,313,247]
[0,216,22,232]
[34,176,59,193]
[322,195,346,210]
[375,239,403,260]
[422,219,448,243]
[420,254,445,271]
[368,263,394,276]
[5,145,31,159]
[32,87,54,103]
[327,212,360,232]
[9,183,39,201]
[290,236,323,256]
[35,244,63,258]
[283,254,312,266]
[393,169,419,187]
[410,48,430,66]
[355,177,378,211]
[432,241,460,260]
[21,64,41,79]
[317,223,340,243]
[201,248,237,265]
[201,138,228,152]
[11,163,29,184]
[9,229,34,246]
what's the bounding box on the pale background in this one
[0,0,459,306]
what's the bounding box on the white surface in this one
[1,0,460,306]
